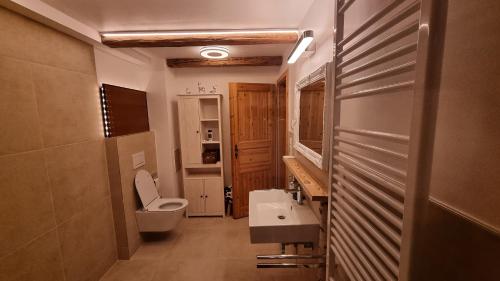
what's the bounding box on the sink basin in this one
[249,189,320,244]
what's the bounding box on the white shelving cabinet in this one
[178,94,224,217]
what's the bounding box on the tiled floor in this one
[100,216,320,281]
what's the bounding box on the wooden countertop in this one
[283,156,328,201]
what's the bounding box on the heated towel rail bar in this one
[327,0,438,280]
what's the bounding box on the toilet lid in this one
[135,170,160,208]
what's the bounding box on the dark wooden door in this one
[229,83,276,218]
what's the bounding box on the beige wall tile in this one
[0,230,65,281]
[117,132,157,180]
[429,0,500,230]
[44,140,109,224]
[124,201,142,257]
[0,7,96,75]
[0,152,56,258]
[117,132,157,210]
[86,197,118,281]
[32,64,102,147]
[57,197,116,281]
[0,7,116,281]
[0,56,43,155]
[105,138,130,259]
[57,207,94,281]
[115,132,158,256]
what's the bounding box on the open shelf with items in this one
[178,94,224,217]
[200,120,220,142]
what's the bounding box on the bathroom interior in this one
[0,0,499,281]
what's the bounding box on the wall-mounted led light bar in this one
[287,30,314,64]
[99,86,111,138]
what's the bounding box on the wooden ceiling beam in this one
[100,30,298,48]
[166,56,283,68]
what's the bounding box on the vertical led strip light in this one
[287,30,314,64]
[99,86,111,137]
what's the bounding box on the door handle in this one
[234,144,239,159]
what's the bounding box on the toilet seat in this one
[135,169,188,212]
[146,198,188,212]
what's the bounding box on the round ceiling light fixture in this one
[200,46,229,59]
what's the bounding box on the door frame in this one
[276,70,289,188]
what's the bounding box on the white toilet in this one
[134,169,188,232]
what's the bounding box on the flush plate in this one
[132,151,145,169]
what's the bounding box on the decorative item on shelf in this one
[185,88,192,95]
[207,129,213,141]
[209,85,217,94]
[198,82,206,94]
[202,149,220,164]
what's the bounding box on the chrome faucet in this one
[285,178,303,205]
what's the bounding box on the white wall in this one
[94,47,179,198]
[166,66,281,186]
[283,0,335,177]
[93,0,335,197]
[94,48,152,90]
[95,48,281,195]
[291,0,334,81]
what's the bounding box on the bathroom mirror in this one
[293,63,332,170]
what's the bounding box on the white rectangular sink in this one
[249,189,320,244]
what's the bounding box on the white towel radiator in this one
[327,0,439,280]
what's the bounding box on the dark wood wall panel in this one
[101,84,149,137]
[412,201,500,281]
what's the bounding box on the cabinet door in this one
[204,178,224,214]
[184,179,204,215]
[180,98,202,164]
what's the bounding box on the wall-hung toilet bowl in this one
[135,169,188,232]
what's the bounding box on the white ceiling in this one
[40,0,314,59]
[145,44,292,59]
[41,0,314,31]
